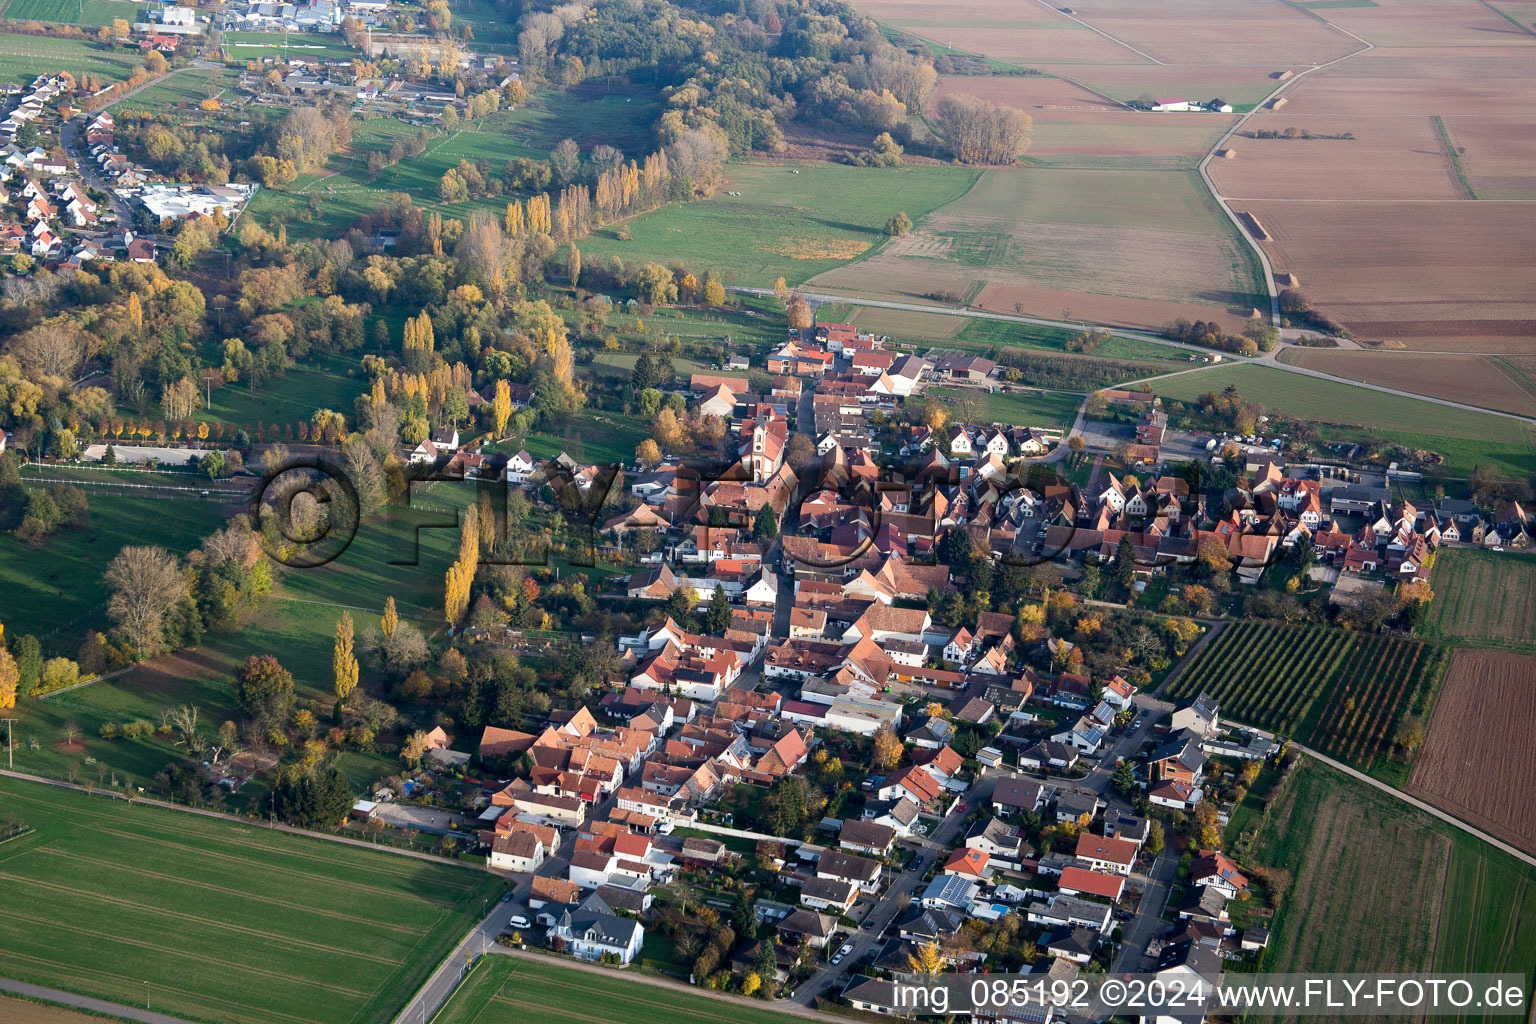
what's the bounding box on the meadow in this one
[1423,547,1536,651]
[432,955,805,1024]
[0,31,145,85]
[202,351,370,432]
[1150,363,1536,478]
[0,776,501,1024]
[220,30,361,62]
[117,65,237,108]
[0,491,230,655]
[1253,761,1536,1015]
[0,0,142,25]
[1166,621,1444,775]
[256,84,664,238]
[925,385,1082,431]
[577,161,981,287]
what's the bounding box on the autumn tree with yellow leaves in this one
[333,611,358,702]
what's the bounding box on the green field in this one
[0,0,143,25]
[1151,363,1536,478]
[1424,547,1536,651]
[578,161,982,287]
[1254,761,1536,1016]
[1168,622,1445,774]
[253,84,663,237]
[0,491,230,655]
[117,65,237,108]
[0,30,145,85]
[203,352,369,431]
[0,776,501,1024]
[221,30,360,62]
[926,385,1082,431]
[432,955,806,1024]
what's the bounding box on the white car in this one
[509,914,531,929]
[831,953,844,965]
[838,944,854,956]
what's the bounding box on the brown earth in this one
[973,283,1254,334]
[0,996,115,1024]
[1209,116,1466,201]
[1407,649,1536,855]
[1276,349,1536,416]
[1236,199,1536,351]
[1441,114,1536,199]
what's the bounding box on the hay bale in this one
[1238,210,1271,240]
[1274,69,1294,81]
[1218,148,1237,159]
[1275,272,1299,287]
[1269,96,1288,109]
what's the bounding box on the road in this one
[392,773,638,1023]
[790,783,977,1006]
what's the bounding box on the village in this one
[251,318,1536,1023]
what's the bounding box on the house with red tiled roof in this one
[1189,850,1248,897]
[1074,833,1138,876]
[1057,865,1125,901]
[942,846,991,881]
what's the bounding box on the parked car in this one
[509,914,531,929]
[839,944,854,957]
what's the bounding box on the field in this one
[0,996,109,1024]
[0,776,501,1024]
[1423,547,1536,649]
[925,385,1082,431]
[1254,760,1536,1015]
[575,161,980,287]
[117,65,238,109]
[1150,363,1536,478]
[1407,649,1536,854]
[0,0,142,25]
[220,30,361,62]
[432,954,806,1024]
[1166,622,1444,773]
[810,166,1263,321]
[0,31,145,86]
[1237,198,1536,351]
[1276,349,1536,418]
[202,351,369,431]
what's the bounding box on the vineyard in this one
[1166,622,1445,772]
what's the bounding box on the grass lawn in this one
[0,492,230,655]
[1254,761,1536,998]
[926,385,1082,431]
[0,0,142,26]
[578,161,981,288]
[1150,363,1536,478]
[432,954,807,1024]
[488,407,650,467]
[0,31,145,85]
[0,776,501,1024]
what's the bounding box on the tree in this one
[933,93,1032,164]
[105,546,187,654]
[382,596,398,641]
[1068,434,1085,453]
[663,585,694,624]
[704,277,726,306]
[333,612,359,702]
[1145,819,1165,856]
[741,973,761,996]
[705,585,732,635]
[885,211,913,236]
[1112,760,1136,796]
[272,764,352,829]
[0,646,17,710]
[753,504,779,540]
[1395,715,1426,751]
[234,654,295,724]
[550,138,581,185]
[906,940,943,977]
[635,438,662,468]
[1191,798,1221,850]
[402,730,431,765]
[492,380,513,438]
[772,277,791,308]
[786,293,812,330]
[872,724,902,771]
[1115,534,1138,592]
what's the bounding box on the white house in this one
[548,891,645,964]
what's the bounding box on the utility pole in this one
[2,718,13,770]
